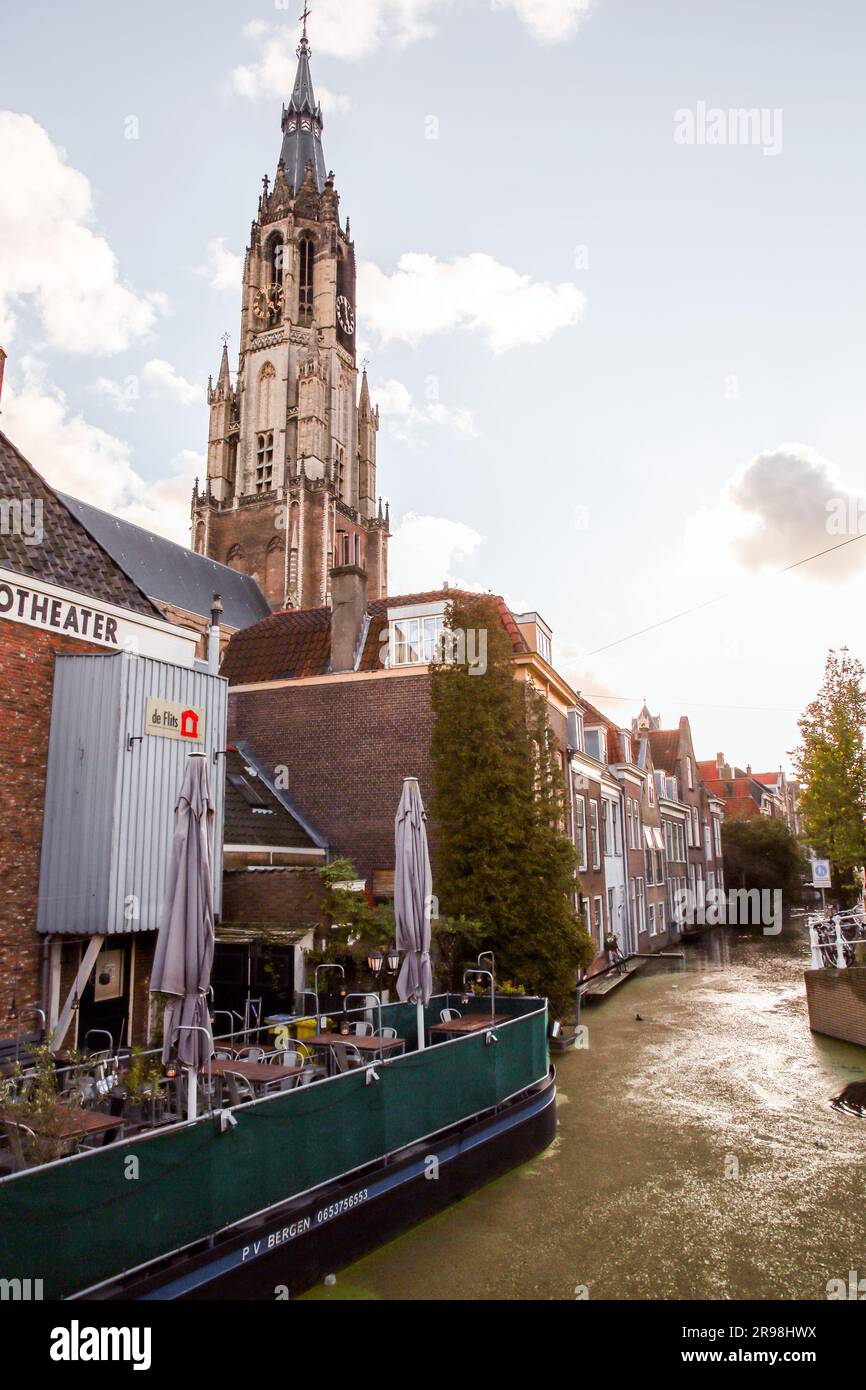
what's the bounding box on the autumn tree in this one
[429,594,593,1008]
[791,647,866,900]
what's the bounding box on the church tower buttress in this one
[192,20,389,610]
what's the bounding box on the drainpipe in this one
[617,788,634,955]
[208,593,222,673]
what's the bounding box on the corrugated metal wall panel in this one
[39,653,227,935]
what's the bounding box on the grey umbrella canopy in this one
[150,755,216,1069]
[394,778,433,1049]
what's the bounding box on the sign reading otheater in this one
[0,567,197,667]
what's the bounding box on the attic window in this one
[391,614,447,667]
[536,628,552,664]
[584,727,607,763]
[227,771,273,813]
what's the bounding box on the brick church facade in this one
[191,26,389,610]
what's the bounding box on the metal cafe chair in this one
[376,1026,398,1039]
[350,1021,374,1037]
[224,1071,257,1107]
[0,1119,37,1173]
[439,1008,462,1023]
[235,1045,267,1062]
[333,1044,364,1074]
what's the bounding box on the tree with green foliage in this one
[791,647,866,900]
[721,815,810,899]
[429,594,593,1008]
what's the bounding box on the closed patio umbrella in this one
[150,754,216,1118]
[394,777,433,1052]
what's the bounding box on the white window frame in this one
[589,799,600,869]
[575,795,588,871]
[648,902,656,937]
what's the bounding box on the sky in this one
[2,0,866,776]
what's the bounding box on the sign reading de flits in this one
[144,697,205,743]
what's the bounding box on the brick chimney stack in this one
[330,565,368,673]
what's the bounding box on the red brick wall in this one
[0,619,104,1039]
[222,867,325,929]
[229,673,434,881]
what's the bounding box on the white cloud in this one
[90,374,139,414]
[389,511,483,593]
[195,237,243,293]
[359,252,585,353]
[0,112,162,355]
[371,376,477,446]
[499,0,594,45]
[231,0,592,78]
[723,443,866,583]
[2,358,200,546]
[142,359,201,407]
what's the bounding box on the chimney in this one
[208,593,222,673]
[746,763,752,776]
[330,565,368,673]
[716,752,724,776]
[0,346,6,413]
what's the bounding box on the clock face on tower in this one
[336,294,355,337]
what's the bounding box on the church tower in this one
[192,18,389,610]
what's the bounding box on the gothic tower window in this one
[226,544,245,571]
[266,236,283,325]
[256,431,274,492]
[298,234,315,326]
[265,537,283,600]
[334,443,345,499]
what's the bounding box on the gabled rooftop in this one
[58,493,271,632]
[221,589,528,686]
[0,430,159,619]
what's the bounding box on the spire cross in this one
[221,332,230,348]
[299,5,311,41]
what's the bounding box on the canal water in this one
[303,918,866,1301]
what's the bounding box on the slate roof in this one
[223,747,325,850]
[58,493,271,632]
[279,39,327,194]
[0,430,159,618]
[222,589,528,687]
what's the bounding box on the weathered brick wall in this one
[222,867,325,930]
[0,620,103,1039]
[804,968,866,1048]
[229,673,435,881]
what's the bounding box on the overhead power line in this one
[585,529,866,657]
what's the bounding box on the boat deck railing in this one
[808,910,866,969]
[0,991,546,1161]
[0,992,549,1300]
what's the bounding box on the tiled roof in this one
[696,759,719,781]
[223,747,324,850]
[59,493,271,631]
[0,430,159,618]
[577,697,627,764]
[222,588,528,686]
[646,729,681,774]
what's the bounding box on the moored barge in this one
[0,994,554,1300]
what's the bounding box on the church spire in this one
[280,9,327,194]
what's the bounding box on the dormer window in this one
[622,732,632,763]
[537,628,552,664]
[390,611,447,667]
[584,727,607,763]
